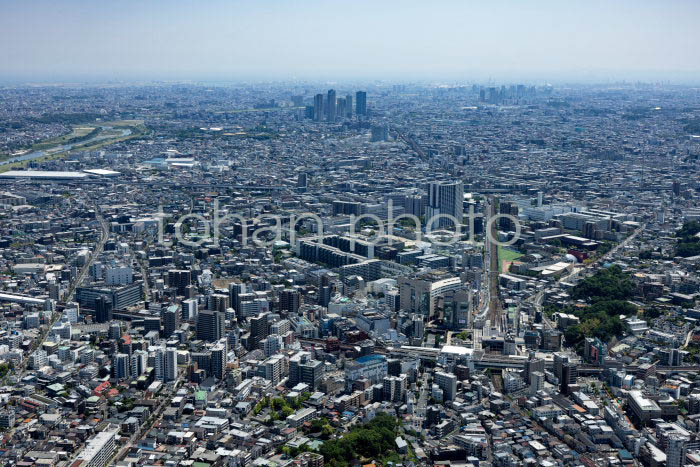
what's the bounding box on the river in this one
[0,126,132,166]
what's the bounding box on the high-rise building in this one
[168,269,191,296]
[208,293,229,314]
[427,181,464,230]
[113,353,130,381]
[319,286,332,307]
[154,347,166,381]
[264,355,284,385]
[523,351,545,384]
[442,287,471,330]
[183,299,198,321]
[144,316,161,334]
[412,314,425,341]
[383,375,408,402]
[164,347,178,382]
[249,313,269,350]
[560,362,578,395]
[337,98,346,119]
[345,94,353,117]
[228,282,245,316]
[667,433,688,467]
[553,352,569,381]
[326,89,336,121]
[398,273,462,318]
[499,201,519,232]
[289,351,323,389]
[197,310,225,342]
[435,371,458,401]
[370,124,389,142]
[262,334,283,357]
[529,371,545,394]
[313,94,324,121]
[95,295,113,323]
[109,322,121,340]
[162,305,180,338]
[131,350,148,377]
[279,289,301,314]
[356,91,367,116]
[211,343,226,379]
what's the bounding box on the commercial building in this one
[76,282,143,311]
[427,181,463,230]
[399,273,463,318]
[628,390,663,426]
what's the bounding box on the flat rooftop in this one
[0,170,88,179]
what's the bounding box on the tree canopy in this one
[570,265,634,302]
[563,266,637,351]
[319,413,400,467]
[675,221,700,258]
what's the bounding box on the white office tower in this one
[427,181,463,230]
[530,371,544,394]
[472,328,483,351]
[154,347,173,381]
[183,299,198,321]
[131,350,148,377]
[105,266,133,285]
[113,353,131,381]
[65,302,80,323]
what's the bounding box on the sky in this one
[1,0,700,83]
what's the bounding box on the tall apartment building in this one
[197,310,225,342]
[427,181,464,230]
[383,375,408,402]
[435,371,458,401]
[168,269,191,296]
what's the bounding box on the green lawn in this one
[498,246,524,272]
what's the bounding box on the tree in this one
[570,265,634,303]
[675,222,700,257]
[318,413,400,467]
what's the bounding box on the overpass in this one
[0,292,47,306]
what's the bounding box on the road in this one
[558,223,646,284]
[138,258,151,301]
[525,223,647,327]
[414,371,430,431]
[111,376,183,463]
[14,207,108,380]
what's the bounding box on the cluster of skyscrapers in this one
[311,90,366,122]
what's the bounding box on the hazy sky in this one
[2,0,699,83]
